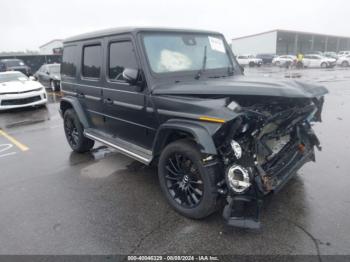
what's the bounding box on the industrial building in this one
[231,29,350,55]
[39,39,63,55]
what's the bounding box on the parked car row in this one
[236,50,350,68]
[0,58,61,91]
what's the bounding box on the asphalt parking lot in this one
[0,67,350,256]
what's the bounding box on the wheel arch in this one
[60,97,90,128]
[152,119,220,157]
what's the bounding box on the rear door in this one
[77,41,105,130]
[102,35,156,149]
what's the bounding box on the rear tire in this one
[63,109,94,153]
[248,62,255,67]
[158,140,219,219]
[341,61,349,67]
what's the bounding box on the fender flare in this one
[59,96,90,128]
[153,119,223,156]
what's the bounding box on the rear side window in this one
[82,45,102,78]
[62,46,78,77]
[109,41,138,81]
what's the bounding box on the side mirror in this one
[122,68,139,84]
[29,76,36,81]
[46,71,50,75]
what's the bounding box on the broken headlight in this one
[226,165,251,193]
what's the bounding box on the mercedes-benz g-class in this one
[60,27,327,228]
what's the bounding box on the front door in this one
[102,36,156,149]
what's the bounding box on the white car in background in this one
[337,55,350,67]
[0,71,47,110]
[338,51,350,57]
[236,55,263,67]
[272,55,296,66]
[302,55,336,68]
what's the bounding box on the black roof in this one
[64,27,222,43]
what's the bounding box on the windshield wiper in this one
[195,46,207,80]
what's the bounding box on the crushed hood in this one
[152,76,328,98]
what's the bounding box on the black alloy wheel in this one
[64,115,79,147]
[63,109,94,153]
[158,140,219,219]
[165,152,204,208]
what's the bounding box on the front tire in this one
[321,62,327,68]
[158,140,219,219]
[63,109,94,153]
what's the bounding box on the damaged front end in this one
[215,96,325,229]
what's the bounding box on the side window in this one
[109,41,138,81]
[82,45,101,78]
[62,46,77,77]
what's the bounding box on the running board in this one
[84,130,153,165]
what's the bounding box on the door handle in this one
[104,98,113,104]
[77,93,85,98]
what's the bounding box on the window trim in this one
[106,38,138,84]
[81,42,102,81]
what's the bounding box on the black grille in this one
[1,96,41,106]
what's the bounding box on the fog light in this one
[226,165,251,193]
[230,140,242,159]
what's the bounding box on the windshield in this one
[142,33,233,74]
[4,60,25,67]
[49,65,60,74]
[0,72,28,83]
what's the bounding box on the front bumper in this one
[0,90,47,110]
[223,131,317,229]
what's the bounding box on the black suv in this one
[60,27,327,228]
[0,59,31,76]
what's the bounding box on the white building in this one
[231,29,350,56]
[39,39,63,55]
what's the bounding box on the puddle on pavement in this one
[70,145,140,179]
[80,152,133,179]
[0,106,50,129]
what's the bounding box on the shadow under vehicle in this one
[59,27,328,229]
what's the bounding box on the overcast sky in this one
[1,0,349,52]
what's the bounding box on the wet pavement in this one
[0,68,350,256]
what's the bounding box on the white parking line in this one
[0,143,16,158]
